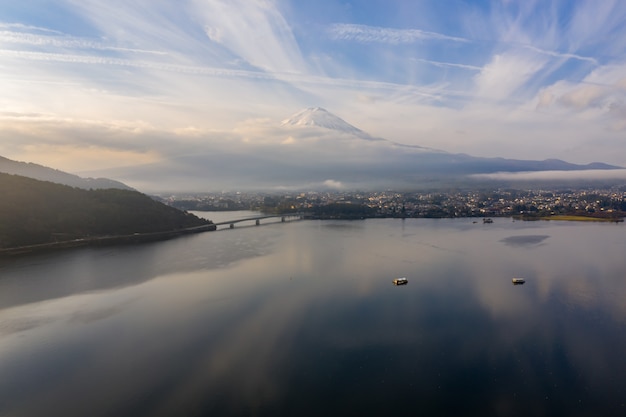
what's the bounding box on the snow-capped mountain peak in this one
[279,107,445,152]
[281,107,365,136]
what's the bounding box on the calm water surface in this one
[1,214,625,416]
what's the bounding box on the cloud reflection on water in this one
[0,218,626,416]
[500,234,550,247]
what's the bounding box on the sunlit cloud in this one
[532,63,626,130]
[11,144,160,172]
[323,179,343,189]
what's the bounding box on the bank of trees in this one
[0,173,210,249]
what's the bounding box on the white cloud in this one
[322,180,343,189]
[473,52,548,102]
[204,26,223,43]
[558,85,609,109]
[531,63,626,130]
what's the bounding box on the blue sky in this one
[1,0,626,189]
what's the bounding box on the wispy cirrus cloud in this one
[413,58,482,71]
[0,48,463,105]
[0,49,270,78]
[0,22,63,34]
[191,0,307,73]
[0,30,167,55]
[522,45,597,65]
[328,23,470,44]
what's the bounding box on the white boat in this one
[512,277,525,284]
[393,277,408,285]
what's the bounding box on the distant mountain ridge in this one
[0,155,133,190]
[68,108,623,192]
[280,107,622,172]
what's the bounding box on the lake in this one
[1,213,625,416]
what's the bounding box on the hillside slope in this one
[0,155,133,190]
[0,173,211,249]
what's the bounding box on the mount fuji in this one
[279,107,620,168]
[281,107,365,134]
[77,107,623,192]
[280,107,440,151]
[270,107,625,189]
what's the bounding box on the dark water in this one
[1,214,625,417]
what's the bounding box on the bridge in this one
[0,213,309,256]
[212,213,306,230]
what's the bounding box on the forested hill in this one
[0,155,133,190]
[0,173,211,249]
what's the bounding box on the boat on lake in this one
[512,277,525,284]
[393,277,408,285]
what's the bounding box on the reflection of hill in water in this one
[0,229,273,310]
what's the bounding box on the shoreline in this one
[2,213,623,256]
[0,223,216,257]
[516,215,624,222]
